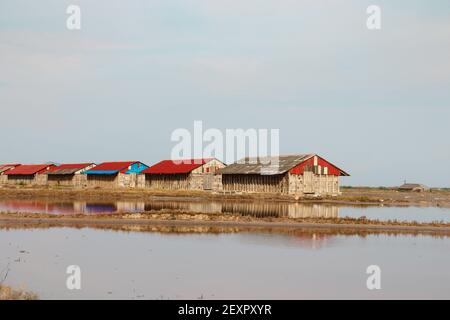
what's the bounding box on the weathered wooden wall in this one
[145,173,190,190]
[216,173,340,196]
[117,173,141,188]
[294,174,339,196]
[213,174,223,192]
[47,174,74,186]
[86,173,141,188]
[86,174,118,188]
[221,174,289,193]
[46,174,90,188]
[144,173,216,191]
[73,174,88,188]
[190,173,213,190]
[1,173,153,189]
[34,174,48,186]
[1,174,48,186]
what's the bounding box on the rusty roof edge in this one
[47,169,86,175]
[219,154,314,175]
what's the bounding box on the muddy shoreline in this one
[1,211,450,236]
[1,187,450,236]
[0,186,449,207]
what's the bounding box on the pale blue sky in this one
[1,1,449,186]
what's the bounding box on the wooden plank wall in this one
[47,174,74,186]
[220,173,340,196]
[86,174,118,188]
[145,173,190,190]
[5,175,35,185]
[221,174,289,193]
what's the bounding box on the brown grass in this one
[1,210,450,238]
[2,210,449,228]
[1,185,449,207]
[0,285,38,300]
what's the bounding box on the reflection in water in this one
[144,201,222,215]
[0,199,339,219]
[1,227,449,299]
[0,223,340,249]
[144,201,339,219]
[0,200,77,215]
[1,198,450,223]
[221,201,338,219]
[84,203,117,214]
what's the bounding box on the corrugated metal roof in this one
[0,164,20,168]
[399,183,429,190]
[4,164,55,175]
[84,161,140,174]
[220,154,314,175]
[0,164,20,174]
[46,163,94,175]
[142,158,213,174]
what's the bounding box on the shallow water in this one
[0,228,449,299]
[0,198,449,223]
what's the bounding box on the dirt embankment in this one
[1,186,449,236]
[1,210,450,236]
[0,186,449,207]
[339,187,450,207]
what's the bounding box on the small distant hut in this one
[398,183,430,192]
[84,161,148,188]
[142,158,226,191]
[216,154,349,197]
[46,163,96,187]
[3,164,55,186]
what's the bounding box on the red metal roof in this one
[4,164,55,175]
[0,164,20,173]
[289,155,350,176]
[142,158,212,174]
[85,161,138,174]
[0,164,20,168]
[46,163,94,173]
